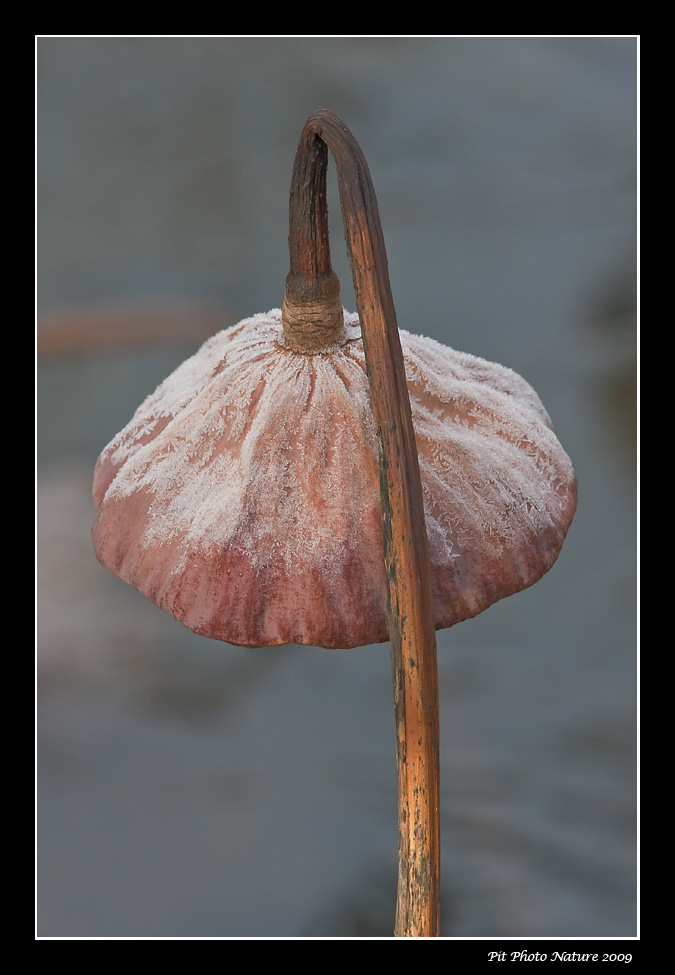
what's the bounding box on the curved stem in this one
[285,109,441,937]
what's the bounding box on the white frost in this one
[93,308,577,640]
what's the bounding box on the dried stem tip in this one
[281,119,345,352]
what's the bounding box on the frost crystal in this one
[92,309,577,648]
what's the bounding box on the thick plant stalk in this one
[283,109,441,938]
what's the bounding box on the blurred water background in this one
[36,36,638,939]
